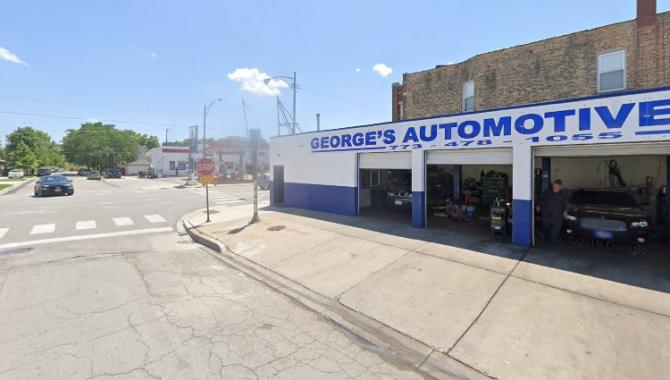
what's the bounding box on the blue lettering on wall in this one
[545,110,575,132]
[515,113,544,134]
[439,123,457,140]
[341,134,352,147]
[419,125,438,141]
[458,120,481,139]
[352,132,365,146]
[307,95,670,152]
[639,99,670,127]
[382,130,396,144]
[579,108,591,131]
[483,116,511,137]
[594,103,634,129]
[403,127,419,143]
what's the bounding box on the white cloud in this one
[0,46,28,66]
[355,68,361,73]
[372,63,392,77]
[144,52,158,59]
[227,68,288,96]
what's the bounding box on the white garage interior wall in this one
[533,143,670,190]
[534,155,667,190]
[359,152,411,169]
[426,148,512,165]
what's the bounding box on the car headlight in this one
[566,214,577,222]
[631,221,649,228]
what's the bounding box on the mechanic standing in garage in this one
[538,179,568,243]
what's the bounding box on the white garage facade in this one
[269,86,670,248]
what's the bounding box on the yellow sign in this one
[199,175,215,185]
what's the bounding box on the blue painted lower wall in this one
[412,191,426,228]
[512,199,532,247]
[283,182,358,216]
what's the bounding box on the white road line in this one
[76,220,97,230]
[112,217,134,226]
[144,214,166,223]
[0,227,174,250]
[0,228,8,240]
[30,224,56,235]
[215,200,247,205]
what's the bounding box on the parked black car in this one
[564,189,650,245]
[34,175,74,197]
[37,167,52,177]
[104,168,122,178]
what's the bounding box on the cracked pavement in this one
[0,231,425,379]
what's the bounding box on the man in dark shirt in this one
[538,179,568,243]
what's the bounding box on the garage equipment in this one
[480,172,508,206]
[490,197,512,235]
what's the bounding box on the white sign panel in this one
[307,88,670,153]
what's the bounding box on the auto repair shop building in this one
[269,0,670,248]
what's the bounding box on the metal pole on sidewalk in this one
[250,180,260,223]
[203,105,210,223]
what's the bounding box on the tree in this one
[62,122,140,170]
[135,133,160,149]
[5,127,65,173]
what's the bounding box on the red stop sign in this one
[196,158,216,176]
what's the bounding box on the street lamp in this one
[202,98,222,223]
[264,72,298,134]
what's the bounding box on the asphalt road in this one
[0,176,420,379]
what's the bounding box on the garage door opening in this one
[358,152,412,224]
[424,148,514,241]
[359,168,412,223]
[534,144,670,254]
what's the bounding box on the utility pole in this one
[242,99,249,137]
[316,113,320,131]
[164,128,169,145]
[292,71,297,134]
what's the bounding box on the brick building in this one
[392,0,669,121]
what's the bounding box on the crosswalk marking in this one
[0,228,8,240]
[144,214,166,223]
[30,224,56,235]
[112,217,134,226]
[76,220,97,230]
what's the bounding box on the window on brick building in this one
[598,50,626,92]
[462,81,475,112]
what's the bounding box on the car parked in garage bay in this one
[564,189,650,246]
[34,175,74,197]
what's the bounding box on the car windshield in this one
[42,176,69,184]
[570,190,637,207]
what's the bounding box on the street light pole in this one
[202,98,222,223]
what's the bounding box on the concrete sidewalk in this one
[185,205,670,380]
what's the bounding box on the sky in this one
[1,0,669,144]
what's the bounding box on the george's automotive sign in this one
[309,88,670,153]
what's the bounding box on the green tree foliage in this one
[6,127,65,173]
[135,133,160,149]
[62,122,141,170]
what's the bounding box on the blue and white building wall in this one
[270,86,670,248]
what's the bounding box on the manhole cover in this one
[267,225,286,232]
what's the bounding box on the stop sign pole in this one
[197,158,215,222]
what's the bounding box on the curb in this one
[182,214,493,380]
[0,178,35,196]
